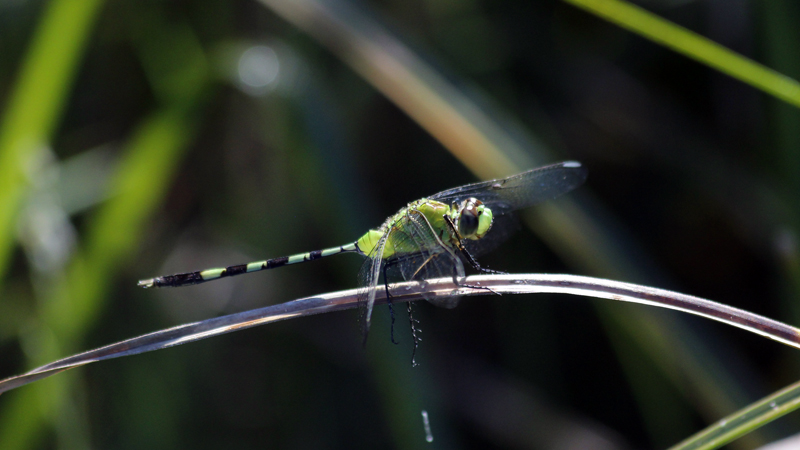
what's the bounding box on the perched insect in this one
[140,161,588,345]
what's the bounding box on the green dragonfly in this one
[139,161,587,343]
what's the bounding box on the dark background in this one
[1,0,799,449]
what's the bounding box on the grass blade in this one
[563,0,800,108]
[2,273,798,395]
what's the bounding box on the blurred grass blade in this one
[257,0,528,179]
[669,379,800,450]
[2,273,799,395]
[0,109,202,450]
[563,0,800,109]
[0,12,211,450]
[0,0,105,286]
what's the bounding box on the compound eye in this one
[458,198,481,237]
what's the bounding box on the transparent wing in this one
[388,251,465,309]
[431,161,587,259]
[429,161,587,216]
[384,210,465,309]
[357,208,466,341]
[356,230,389,341]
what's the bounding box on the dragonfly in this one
[139,161,588,347]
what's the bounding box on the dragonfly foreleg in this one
[459,244,507,275]
[457,248,504,295]
[449,261,501,295]
[442,215,506,278]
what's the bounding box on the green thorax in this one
[355,198,493,260]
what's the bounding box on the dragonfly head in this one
[457,197,493,240]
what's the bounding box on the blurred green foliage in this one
[1,0,800,449]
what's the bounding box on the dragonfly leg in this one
[460,241,506,275]
[407,302,421,367]
[383,255,423,360]
[382,261,399,345]
[442,214,505,276]
[409,254,438,280]
[450,248,502,296]
[452,274,500,295]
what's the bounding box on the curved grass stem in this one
[2,273,798,396]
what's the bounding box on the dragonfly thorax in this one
[353,197,495,261]
[452,197,493,240]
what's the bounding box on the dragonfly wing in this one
[429,161,587,215]
[384,209,465,308]
[429,161,587,258]
[359,205,475,344]
[357,231,390,341]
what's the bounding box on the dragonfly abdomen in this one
[138,242,360,288]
